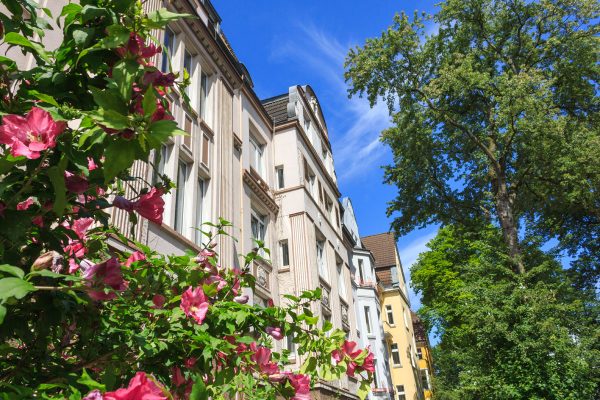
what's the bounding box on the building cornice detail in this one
[243,168,279,215]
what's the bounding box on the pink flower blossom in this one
[184,357,197,369]
[17,197,35,210]
[233,294,249,304]
[0,107,66,159]
[87,157,98,171]
[65,171,89,193]
[266,327,284,340]
[103,372,168,400]
[125,251,146,267]
[82,390,104,400]
[250,342,279,375]
[63,217,94,260]
[116,33,161,62]
[32,215,44,227]
[83,257,127,301]
[171,366,186,387]
[143,70,176,87]
[152,294,166,309]
[332,340,373,377]
[287,373,311,400]
[180,286,209,325]
[113,188,165,225]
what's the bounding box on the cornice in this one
[243,168,279,215]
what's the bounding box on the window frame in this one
[275,165,285,189]
[386,304,395,325]
[390,343,401,366]
[279,240,290,268]
[174,160,189,234]
[316,239,328,280]
[364,306,372,335]
[396,385,406,400]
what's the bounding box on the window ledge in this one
[278,267,291,273]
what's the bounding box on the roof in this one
[361,232,398,268]
[261,94,288,125]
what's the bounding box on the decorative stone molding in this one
[243,168,279,214]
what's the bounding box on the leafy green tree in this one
[411,226,599,400]
[345,0,599,276]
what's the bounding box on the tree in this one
[411,226,599,399]
[0,1,374,399]
[345,0,599,276]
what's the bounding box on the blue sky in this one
[213,1,440,311]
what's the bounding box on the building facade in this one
[341,198,394,399]
[412,312,434,399]
[263,86,359,399]
[362,233,422,400]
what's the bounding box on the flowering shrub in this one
[0,1,373,399]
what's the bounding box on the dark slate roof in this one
[261,95,288,125]
[361,232,398,268]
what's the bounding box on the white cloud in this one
[269,23,393,183]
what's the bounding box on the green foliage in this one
[345,0,599,279]
[411,226,599,399]
[0,1,373,399]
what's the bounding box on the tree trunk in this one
[495,175,525,274]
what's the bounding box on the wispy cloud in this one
[269,23,392,182]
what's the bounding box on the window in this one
[364,306,372,334]
[391,343,401,366]
[316,240,327,279]
[335,208,340,227]
[396,385,406,400]
[372,359,378,387]
[325,196,333,219]
[183,50,194,96]
[152,145,169,185]
[250,210,266,243]
[285,334,296,357]
[194,178,206,245]
[303,159,315,196]
[201,134,210,166]
[403,308,409,329]
[318,181,324,204]
[279,240,289,267]
[199,72,208,120]
[174,161,189,233]
[304,115,311,133]
[321,142,327,160]
[161,27,175,72]
[421,369,430,390]
[391,266,399,287]
[183,114,193,149]
[249,135,264,178]
[275,166,284,189]
[386,305,395,325]
[357,259,364,283]
[409,345,416,367]
[337,262,346,299]
[417,348,423,360]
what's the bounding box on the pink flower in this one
[125,251,146,267]
[184,357,197,369]
[113,188,165,225]
[17,197,35,210]
[152,294,165,309]
[143,70,176,87]
[0,201,5,217]
[287,373,311,400]
[233,294,249,304]
[83,257,127,301]
[332,340,373,377]
[103,372,168,400]
[250,342,279,375]
[88,157,98,171]
[32,215,44,227]
[63,218,94,259]
[171,366,186,387]
[266,327,284,340]
[82,390,104,400]
[361,349,375,374]
[116,33,161,62]
[134,188,165,224]
[65,171,89,193]
[180,286,209,325]
[0,107,66,159]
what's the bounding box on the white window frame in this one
[337,263,346,300]
[404,308,409,329]
[316,239,328,280]
[275,165,285,189]
[279,240,289,268]
[161,27,175,72]
[390,343,401,366]
[386,304,395,326]
[174,160,189,234]
[199,71,209,121]
[364,306,372,335]
[357,258,364,283]
[396,385,406,400]
[194,178,206,245]
[250,209,266,244]
[249,135,265,178]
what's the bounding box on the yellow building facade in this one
[412,312,434,399]
[362,233,423,400]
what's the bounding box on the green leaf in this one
[26,90,59,107]
[104,139,136,182]
[61,3,82,27]
[3,32,50,62]
[112,59,140,101]
[89,108,130,130]
[47,156,68,217]
[100,25,131,49]
[142,85,157,117]
[189,375,208,400]
[357,380,370,400]
[146,119,185,149]
[300,356,317,374]
[0,265,24,279]
[89,87,127,114]
[72,27,95,47]
[0,277,36,302]
[77,369,105,391]
[0,304,6,325]
[145,9,195,29]
[80,5,108,23]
